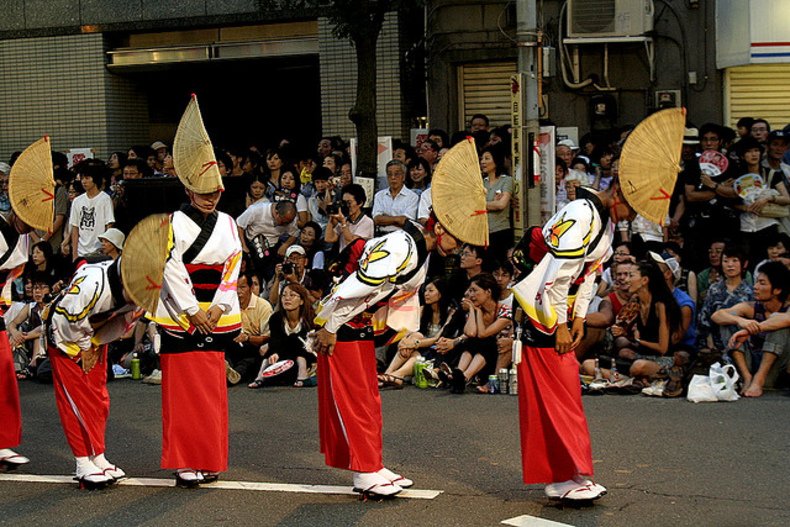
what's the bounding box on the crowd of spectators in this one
[2,110,788,398]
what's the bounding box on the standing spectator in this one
[68,161,114,260]
[481,145,513,264]
[275,166,310,228]
[750,119,770,144]
[736,117,755,140]
[245,174,269,209]
[325,183,373,253]
[418,139,440,172]
[406,158,431,196]
[556,139,577,169]
[0,162,11,215]
[372,160,418,234]
[699,123,725,152]
[317,137,334,160]
[59,180,83,259]
[469,113,490,134]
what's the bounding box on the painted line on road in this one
[0,473,442,500]
[502,515,575,527]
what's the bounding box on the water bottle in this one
[609,357,619,382]
[509,367,518,396]
[594,358,602,380]
[131,353,141,380]
[487,375,498,394]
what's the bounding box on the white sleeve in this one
[69,200,79,228]
[162,227,201,317]
[51,271,101,355]
[236,205,257,230]
[211,219,243,313]
[572,269,600,319]
[404,192,419,219]
[296,194,308,213]
[371,191,384,218]
[102,194,115,224]
[418,190,432,221]
[357,216,374,240]
[542,256,586,326]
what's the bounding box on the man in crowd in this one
[237,200,298,280]
[269,245,311,306]
[69,160,115,261]
[418,139,441,172]
[324,183,374,253]
[751,119,771,144]
[469,113,490,134]
[372,160,418,234]
[98,228,124,261]
[226,272,272,385]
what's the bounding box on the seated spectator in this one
[249,283,316,388]
[712,261,789,397]
[417,186,432,225]
[754,232,790,274]
[379,278,454,387]
[597,241,633,296]
[492,260,515,308]
[237,200,298,280]
[649,252,696,354]
[434,274,511,394]
[97,228,124,261]
[23,241,59,291]
[274,166,310,228]
[269,245,311,307]
[7,272,50,379]
[406,158,431,196]
[579,260,635,359]
[663,242,698,304]
[696,244,753,351]
[226,272,272,385]
[696,239,753,304]
[298,221,325,269]
[372,160,418,234]
[324,183,373,253]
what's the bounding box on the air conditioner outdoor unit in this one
[568,0,654,38]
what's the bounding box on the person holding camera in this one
[269,245,311,308]
[324,183,374,253]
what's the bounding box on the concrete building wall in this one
[0,33,147,161]
[318,11,406,140]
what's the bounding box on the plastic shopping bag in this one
[687,374,718,403]
[709,362,740,402]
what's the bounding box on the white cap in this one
[648,251,681,282]
[558,139,579,151]
[285,244,306,258]
[98,228,125,250]
[0,162,10,175]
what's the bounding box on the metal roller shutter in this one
[457,61,517,130]
[724,64,790,130]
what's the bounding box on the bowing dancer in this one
[312,138,488,498]
[152,96,242,488]
[511,108,684,502]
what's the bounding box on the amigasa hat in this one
[173,94,224,194]
[619,108,685,225]
[430,136,488,246]
[120,213,172,314]
[8,136,55,232]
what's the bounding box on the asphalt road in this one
[1,379,788,527]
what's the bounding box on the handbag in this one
[757,202,790,218]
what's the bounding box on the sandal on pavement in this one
[200,471,220,484]
[247,379,264,389]
[378,467,413,489]
[0,450,30,471]
[379,374,404,389]
[175,469,203,488]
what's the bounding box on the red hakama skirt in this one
[517,344,594,484]
[161,352,228,472]
[48,344,110,457]
[0,331,22,449]
[317,339,384,473]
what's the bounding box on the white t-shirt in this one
[237,201,298,245]
[334,214,374,252]
[69,192,114,256]
[418,187,432,222]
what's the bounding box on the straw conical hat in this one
[173,94,224,194]
[121,214,172,313]
[8,136,55,231]
[431,137,489,246]
[619,108,686,224]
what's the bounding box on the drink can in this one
[413,361,429,389]
[487,374,498,394]
[509,367,518,395]
[498,368,509,394]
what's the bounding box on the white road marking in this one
[501,515,575,527]
[0,473,441,499]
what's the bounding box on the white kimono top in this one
[0,223,29,309]
[512,198,614,335]
[315,227,428,336]
[152,208,242,335]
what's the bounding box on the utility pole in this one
[514,0,542,229]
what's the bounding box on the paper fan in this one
[121,214,172,313]
[699,149,728,177]
[262,359,295,378]
[619,108,686,224]
[8,136,55,231]
[430,137,489,246]
[173,94,223,194]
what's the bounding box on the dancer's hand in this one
[570,317,585,349]
[206,305,224,329]
[188,309,212,334]
[314,328,336,356]
[555,325,572,355]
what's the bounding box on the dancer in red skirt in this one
[313,140,488,498]
[152,95,242,488]
[512,183,644,500]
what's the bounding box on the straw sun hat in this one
[430,136,489,247]
[121,213,172,314]
[8,136,56,232]
[618,108,686,225]
[173,94,224,194]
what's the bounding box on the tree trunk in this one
[349,31,379,181]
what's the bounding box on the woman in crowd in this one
[442,274,511,394]
[8,273,50,380]
[24,241,58,286]
[555,157,570,209]
[378,279,454,387]
[324,183,373,253]
[664,242,698,304]
[481,145,513,264]
[406,158,431,196]
[299,221,325,270]
[275,166,310,228]
[248,283,316,388]
[107,151,127,191]
[339,161,353,188]
[246,173,269,209]
[584,261,682,381]
[322,153,342,179]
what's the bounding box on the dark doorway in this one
[126,54,321,153]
